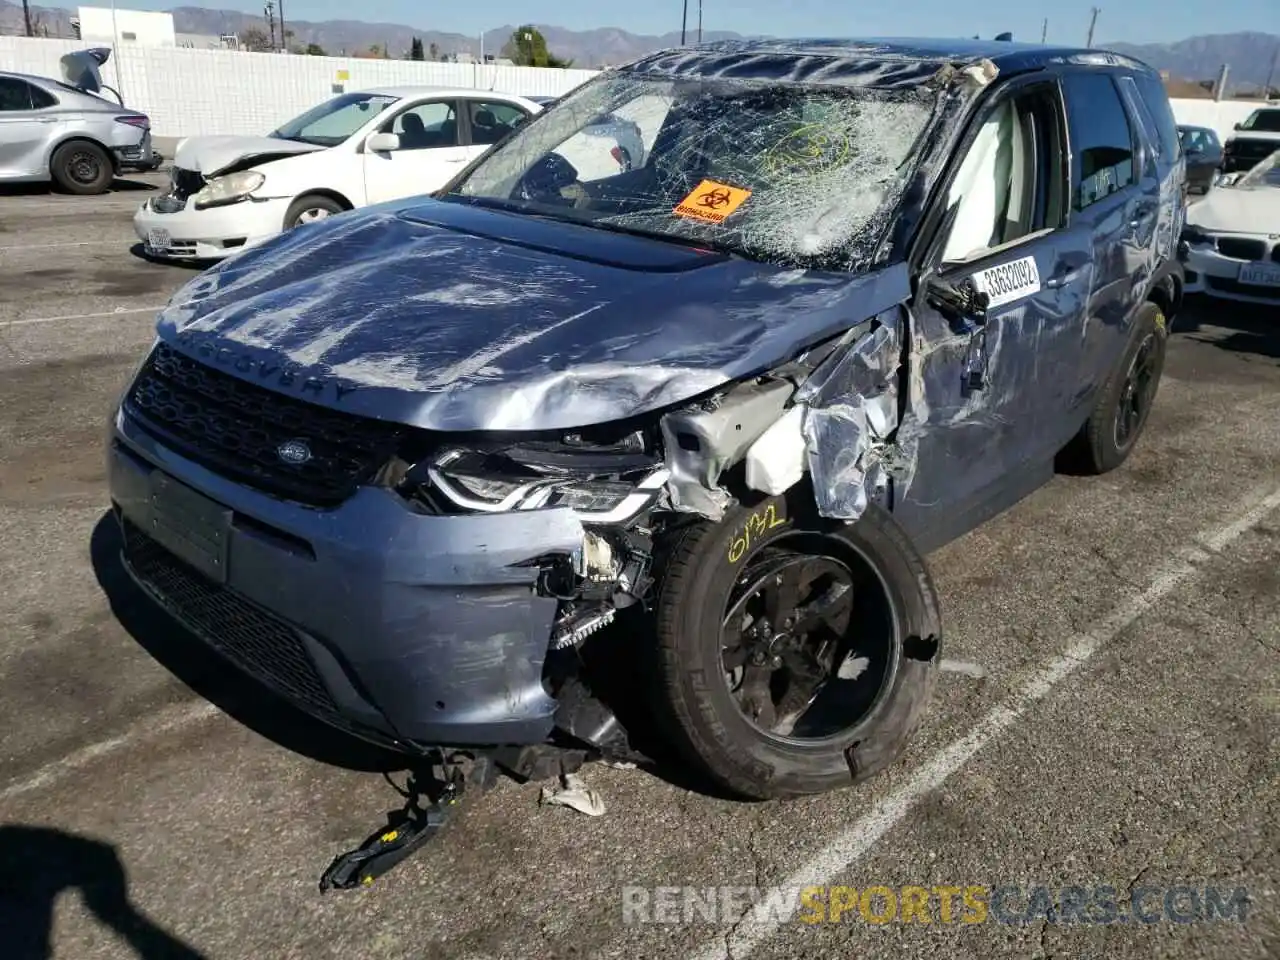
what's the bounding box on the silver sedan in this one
[0,48,160,195]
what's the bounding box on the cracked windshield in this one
[446,75,937,269]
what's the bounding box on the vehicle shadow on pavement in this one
[0,179,157,198]
[1173,297,1280,361]
[88,513,408,775]
[0,825,207,960]
[127,243,211,270]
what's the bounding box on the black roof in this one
[622,36,1155,88]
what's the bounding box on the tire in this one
[50,140,114,195]
[1068,300,1168,475]
[652,492,942,800]
[284,194,346,230]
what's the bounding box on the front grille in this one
[124,342,406,507]
[1205,276,1280,301]
[1216,237,1269,261]
[121,518,342,723]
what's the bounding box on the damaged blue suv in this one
[108,39,1185,813]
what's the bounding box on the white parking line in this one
[0,701,222,803]
[0,240,122,251]
[689,482,1280,960]
[0,305,164,328]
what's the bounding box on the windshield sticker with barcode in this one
[674,180,752,224]
[972,255,1042,309]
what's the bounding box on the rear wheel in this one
[284,194,345,230]
[50,140,113,195]
[652,493,942,800]
[1066,300,1168,475]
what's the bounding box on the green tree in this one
[410,37,425,60]
[501,25,573,68]
[304,42,326,56]
[428,41,440,61]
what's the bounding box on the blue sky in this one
[125,0,1274,45]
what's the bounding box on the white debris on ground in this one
[939,658,990,679]
[539,772,608,817]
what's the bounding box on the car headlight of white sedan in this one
[191,170,266,210]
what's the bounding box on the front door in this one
[363,98,471,205]
[895,76,1092,548]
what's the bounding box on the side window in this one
[939,85,1066,263]
[0,77,35,111]
[1131,73,1182,161]
[386,101,460,150]
[467,101,529,146]
[1062,73,1136,210]
[28,84,56,109]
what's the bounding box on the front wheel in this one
[652,494,942,800]
[284,194,346,230]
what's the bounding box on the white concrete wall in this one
[1168,99,1271,141]
[2,35,1270,144]
[0,36,600,138]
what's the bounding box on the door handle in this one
[1045,268,1082,289]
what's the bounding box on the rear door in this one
[459,98,535,164]
[0,77,54,177]
[1058,71,1148,402]
[897,76,1090,544]
[363,98,470,204]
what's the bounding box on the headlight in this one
[414,443,669,525]
[192,170,265,210]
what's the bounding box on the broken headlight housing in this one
[191,170,265,210]
[402,429,669,525]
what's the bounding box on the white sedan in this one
[1180,149,1280,305]
[134,87,545,261]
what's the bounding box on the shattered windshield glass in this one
[444,73,938,270]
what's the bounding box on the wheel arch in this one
[290,188,355,212]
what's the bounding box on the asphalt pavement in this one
[1,175,1276,960]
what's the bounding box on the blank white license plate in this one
[147,227,171,250]
[1238,263,1280,287]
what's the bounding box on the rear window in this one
[1130,72,1181,160]
[1240,109,1280,133]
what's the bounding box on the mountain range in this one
[2,3,1277,90]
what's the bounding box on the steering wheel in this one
[515,152,588,208]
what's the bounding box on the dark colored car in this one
[106,39,1185,810]
[1221,106,1280,173]
[1178,124,1222,193]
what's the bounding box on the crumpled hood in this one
[1188,185,1280,234]
[173,135,325,175]
[158,197,910,432]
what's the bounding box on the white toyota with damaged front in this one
[133,87,545,261]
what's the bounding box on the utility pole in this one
[1085,7,1099,48]
[21,0,33,36]
[681,0,688,45]
[1264,43,1280,98]
[263,1,276,50]
[278,0,285,52]
[1040,19,1047,44]
[698,0,703,43]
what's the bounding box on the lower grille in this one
[1216,237,1268,261]
[121,518,343,724]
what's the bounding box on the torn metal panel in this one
[792,309,906,519]
[659,378,795,519]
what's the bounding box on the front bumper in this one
[108,405,586,752]
[133,194,289,260]
[1181,238,1280,305]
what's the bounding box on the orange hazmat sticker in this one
[674,179,752,224]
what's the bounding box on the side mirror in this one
[924,274,990,323]
[365,132,401,153]
[1233,122,1243,131]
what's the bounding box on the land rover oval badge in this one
[277,439,312,465]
